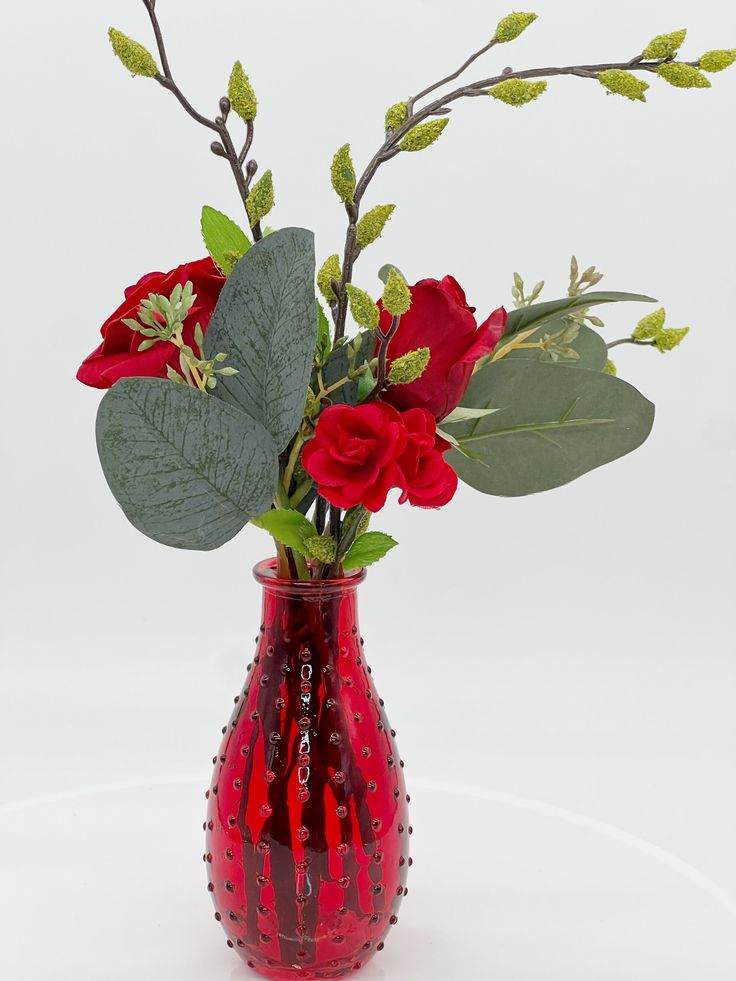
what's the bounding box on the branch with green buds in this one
[327,14,734,344]
[608,309,690,353]
[108,1,271,240]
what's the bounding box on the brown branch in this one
[330,51,695,342]
[141,0,263,230]
[607,337,657,350]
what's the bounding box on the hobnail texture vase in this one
[205,560,411,979]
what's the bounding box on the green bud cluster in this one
[700,49,736,73]
[108,28,159,78]
[633,308,666,339]
[356,205,396,250]
[305,535,337,564]
[493,12,538,44]
[388,348,431,384]
[317,255,342,306]
[228,61,257,122]
[382,269,412,316]
[632,308,689,353]
[655,328,690,352]
[246,170,275,227]
[657,63,711,89]
[399,119,449,152]
[331,144,357,203]
[385,101,409,132]
[642,29,687,61]
[345,285,380,331]
[489,78,547,107]
[598,69,649,103]
[603,360,618,377]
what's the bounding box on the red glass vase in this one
[205,560,410,979]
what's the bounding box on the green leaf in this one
[503,291,656,338]
[319,331,374,406]
[441,405,501,425]
[505,321,608,371]
[201,206,251,275]
[252,509,318,555]
[96,378,278,550]
[343,531,398,571]
[445,360,655,497]
[204,227,317,451]
[315,302,332,367]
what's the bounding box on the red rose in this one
[302,403,458,513]
[378,275,507,420]
[396,408,458,508]
[76,257,225,389]
[302,403,407,512]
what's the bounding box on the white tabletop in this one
[2,779,735,980]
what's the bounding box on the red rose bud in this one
[302,403,457,513]
[76,257,225,389]
[378,276,507,420]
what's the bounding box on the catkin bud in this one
[385,102,409,132]
[493,12,538,44]
[388,348,431,385]
[399,119,449,152]
[489,78,547,106]
[108,28,159,78]
[603,360,618,377]
[642,29,687,60]
[305,535,337,564]
[598,70,649,102]
[657,63,711,88]
[228,61,257,122]
[345,285,380,331]
[382,269,412,317]
[633,308,666,340]
[699,49,736,73]
[317,255,342,306]
[331,144,357,204]
[356,205,396,250]
[655,327,689,352]
[246,170,274,228]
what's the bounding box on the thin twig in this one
[607,337,657,350]
[371,314,401,398]
[407,39,497,112]
[141,0,263,228]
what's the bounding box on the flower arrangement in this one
[78,5,735,581]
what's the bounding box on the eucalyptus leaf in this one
[378,263,406,285]
[319,331,374,406]
[204,227,317,451]
[201,206,252,274]
[445,360,655,497]
[503,291,656,338]
[96,378,278,550]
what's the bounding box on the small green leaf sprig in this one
[123,282,238,392]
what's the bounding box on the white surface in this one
[2,780,735,980]
[1,0,735,975]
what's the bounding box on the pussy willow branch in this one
[371,315,401,398]
[141,0,263,240]
[331,50,697,342]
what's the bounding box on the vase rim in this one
[253,558,367,595]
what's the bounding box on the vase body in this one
[205,560,410,979]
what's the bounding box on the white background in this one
[1,0,735,973]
